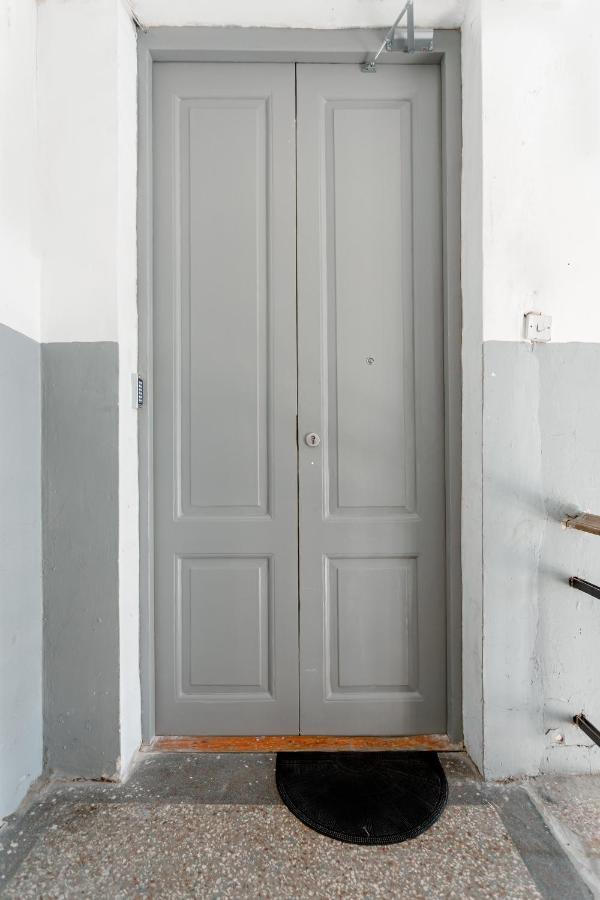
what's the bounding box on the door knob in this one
[305,432,321,447]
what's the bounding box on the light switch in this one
[524,311,552,343]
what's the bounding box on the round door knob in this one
[305,432,321,447]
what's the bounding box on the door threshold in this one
[148,734,462,753]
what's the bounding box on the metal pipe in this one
[406,1,415,53]
[569,576,600,600]
[573,714,600,748]
[564,512,600,536]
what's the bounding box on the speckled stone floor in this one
[525,774,600,897]
[0,752,594,899]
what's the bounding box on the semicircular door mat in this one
[276,751,448,845]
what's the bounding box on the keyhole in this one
[366,356,375,366]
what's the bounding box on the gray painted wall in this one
[5,330,600,793]
[0,324,42,819]
[42,342,120,777]
[483,341,600,778]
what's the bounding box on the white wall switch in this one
[524,311,552,342]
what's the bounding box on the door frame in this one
[137,26,462,744]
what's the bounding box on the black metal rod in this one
[573,714,600,747]
[569,576,600,600]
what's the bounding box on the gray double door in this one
[153,61,446,736]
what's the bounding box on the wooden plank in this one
[564,513,600,537]
[147,734,463,753]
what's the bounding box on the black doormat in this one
[276,751,448,845]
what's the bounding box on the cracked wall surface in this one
[482,343,600,778]
[464,0,600,779]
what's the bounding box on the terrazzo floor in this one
[0,752,594,899]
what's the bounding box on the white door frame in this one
[137,26,462,744]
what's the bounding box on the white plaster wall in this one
[132,0,466,29]
[116,0,142,775]
[482,0,600,344]
[0,0,41,341]
[475,0,600,779]
[37,0,120,344]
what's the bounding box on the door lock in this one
[305,432,321,447]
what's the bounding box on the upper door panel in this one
[327,99,416,517]
[181,96,271,517]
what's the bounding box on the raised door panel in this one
[179,100,269,517]
[180,556,271,697]
[325,102,416,516]
[327,557,418,697]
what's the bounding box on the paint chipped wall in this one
[482,343,600,778]
[474,0,600,778]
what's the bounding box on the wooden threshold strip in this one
[149,734,462,753]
